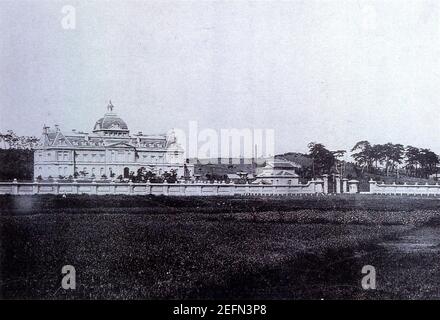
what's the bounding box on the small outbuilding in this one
[253,159,300,185]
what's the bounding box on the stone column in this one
[342,178,348,193]
[33,180,39,194]
[111,180,116,194]
[335,174,341,194]
[322,174,329,194]
[129,180,134,195]
[91,179,97,195]
[163,182,169,196]
[12,179,18,195]
[146,180,152,195]
[53,181,59,195]
[73,179,79,194]
[369,179,376,194]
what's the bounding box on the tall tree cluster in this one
[307,142,344,176]
[351,141,439,178]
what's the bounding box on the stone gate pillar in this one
[369,179,377,194]
[33,180,39,194]
[322,174,329,194]
[12,179,18,195]
[342,178,348,193]
[314,178,324,193]
[335,174,341,194]
[348,180,359,193]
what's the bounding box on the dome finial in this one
[107,100,114,112]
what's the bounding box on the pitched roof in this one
[265,159,301,169]
[257,169,299,178]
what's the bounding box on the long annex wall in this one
[0,179,326,196]
[368,180,440,196]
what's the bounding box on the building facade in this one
[34,102,192,180]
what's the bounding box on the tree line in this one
[0,130,39,149]
[351,141,439,178]
[307,140,439,179]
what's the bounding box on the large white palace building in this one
[34,102,192,180]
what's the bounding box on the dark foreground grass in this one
[3,193,440,215]
[2,194,440,299]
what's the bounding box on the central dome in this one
[93,101,129,134]
[93,114,128,131]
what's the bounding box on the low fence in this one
[368,180,440,196]
[0,179,329,196]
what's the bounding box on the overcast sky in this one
[1,0,440,155]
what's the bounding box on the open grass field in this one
[2,194,440,299]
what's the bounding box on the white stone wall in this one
[369,180,440,195]
[0,179,324,196]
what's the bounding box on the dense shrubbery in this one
[0,149,33,181]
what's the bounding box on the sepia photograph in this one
[1,0,440,313]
